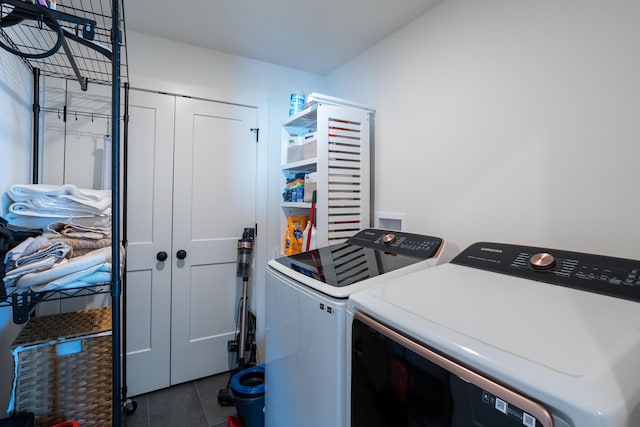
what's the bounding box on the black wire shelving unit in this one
[1,0,130,424]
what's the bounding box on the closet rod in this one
[41,107,111,121]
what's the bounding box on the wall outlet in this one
[375,212,407,231]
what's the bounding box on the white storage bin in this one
[303,172,318,203]
[302,131,317,160]
[287,136,303,163]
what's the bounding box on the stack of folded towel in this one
[10,246,114,294]
[4,235,72,289]
[5,184,111,229]
[47,221,112,257]
[3,221,118,296]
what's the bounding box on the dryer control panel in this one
[452,242,640,303]
[347,229,443,259]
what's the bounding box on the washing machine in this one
[347,241,640,427]
[265,228,457,427]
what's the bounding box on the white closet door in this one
[171,97,257,384]
[125,90,175,396]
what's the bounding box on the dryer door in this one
[351,312,553,427]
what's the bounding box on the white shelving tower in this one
[280,94,375,252]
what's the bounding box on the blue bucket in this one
[230,364,265,427]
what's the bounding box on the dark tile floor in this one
[123,372,238,427]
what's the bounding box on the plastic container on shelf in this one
[286,136,303,163]
[283,174,305,203]
[302,221,317,251]
[288,91,305,116]
[283,215,308,255]
[301,131,317,160]
[303,172,317,203]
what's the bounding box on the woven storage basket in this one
[10,307,113,427]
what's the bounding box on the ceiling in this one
[123,0,444,75]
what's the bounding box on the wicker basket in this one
[10,307,113,427]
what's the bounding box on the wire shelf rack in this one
[0,0,128,87]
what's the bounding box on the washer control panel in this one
[347,229,443,259]
[452,242,640,302]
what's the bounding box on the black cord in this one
[0,0,63,59]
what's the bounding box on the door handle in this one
[156,251,168,262]
[176,249,187,260]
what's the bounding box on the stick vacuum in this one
[218,227,256,406]
[236,227,255,370]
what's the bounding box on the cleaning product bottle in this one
[302,221,311,251]
[283,227,292,255]
[289,91,305,116]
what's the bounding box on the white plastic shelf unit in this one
[281,99,373,251]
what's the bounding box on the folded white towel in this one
[15,247,111,289]
[17,236,50,257]
[4,237,39,265]
[3,257,59,288]
[3,236,72,287]
[4,212,111,230]
[30,262,112,292]
[10,200,109,216]
[9,203,111,218]
[9,186,110,217]
[14,242,71,268]
[6,184,112,230]
[8,184,111,205]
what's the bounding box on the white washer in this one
[347,241,640,427]
[265,229,457,427]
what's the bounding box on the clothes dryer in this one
[265,229,457,427]
[347,242,640,426]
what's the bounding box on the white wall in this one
[126,31,325,349]
[0,49,34,413]
[326,0,640,260]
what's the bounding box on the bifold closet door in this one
[125,90,175,396]
[126,91,258,394]
[170,97,257,384]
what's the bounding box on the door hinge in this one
[250,128,259,142]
